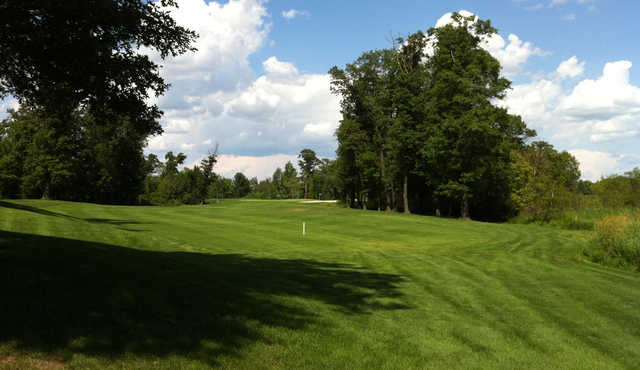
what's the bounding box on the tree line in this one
[0,109,338,205]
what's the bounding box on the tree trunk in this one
[41,182,50,200]
[379,144,391,211]
[403,173,410,214]
[391,182,396,211]
[460,197,470,220]
[304,180,308,199]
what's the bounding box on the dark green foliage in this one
[298,148,320,199]
[330,13,534,220]
[0,105,153,203]
[0,0,196,130]
[0,1,196,203]
[593,171,640,208]
[510,141,582,221]
[247,158,338,200]
[233,172,251,198]
[139,151,225,205]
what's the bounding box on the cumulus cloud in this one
[212,154,299,179]
[262,56,299,78]
[558,61,640,120]
[502,59,640,179]
[569,149,622,181]
[434,10,549,78]
[281,9,309,19]
[556,56,585,78]
[142,0,340,180]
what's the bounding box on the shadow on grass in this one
[0,201,148,232]
[0,230,406,366]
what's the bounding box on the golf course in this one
[1,199,639,369]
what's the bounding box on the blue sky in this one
[257,0,640,86]
[1,0,638,180]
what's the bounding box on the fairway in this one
[1,199,640,369]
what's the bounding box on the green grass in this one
[1,199,639,369]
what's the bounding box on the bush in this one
[584,215,640,271]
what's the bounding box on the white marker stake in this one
[303,222,306,236]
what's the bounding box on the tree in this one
[233,172,251,198]
[197,146,219,204]
[298,149,320,199]
[0,0,196,127]
[272,167,285,198]
[423,13,534,219]
[330,49,397,210]
[510,141,581,220]
[282,161,300,198]
[390,32,432,214]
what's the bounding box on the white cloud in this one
[213,153,299,179]
[143,0,341,164]
[502,59,640,179]
[569,149,622,181]
[281,9,309,19]
[165,119,192,133]
[483,34,549,77]
[263,56,299,78]
[558,61,640,121]
[562,13,576,21]
[556,56,585,79]
[146,0,270,87]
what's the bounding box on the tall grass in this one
[584,214,640,271]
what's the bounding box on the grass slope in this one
[1,199,639,369]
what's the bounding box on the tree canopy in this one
[0,0,196,127]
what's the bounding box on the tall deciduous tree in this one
[423,13,534,219]
[298,149,320,199]
[197,145,219,204]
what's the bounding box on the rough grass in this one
[1,199,640,369]
[584,214,640,271]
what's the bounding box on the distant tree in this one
[197,146,218,204]
[511,141,581,220]
[272,167,285,198]
[298,149,320,199]
[162,152,187,177]
[282,161,300,198]
[625,168,640,179]
[249,177,259,193]
[233,172,251,198]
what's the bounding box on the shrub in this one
[584,215,640,271]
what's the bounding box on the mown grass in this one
[1,199,640,369]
